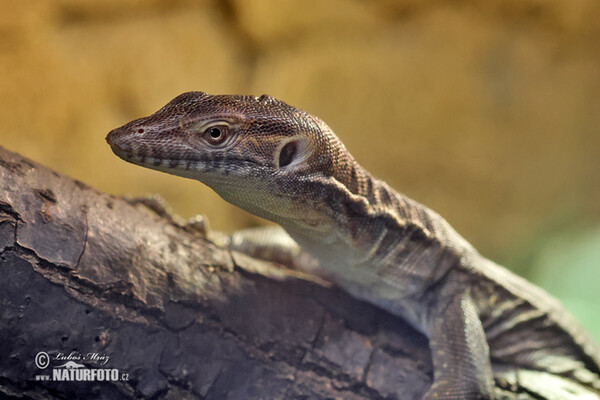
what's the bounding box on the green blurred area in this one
[1,0,599,338]
[516,226,600,343]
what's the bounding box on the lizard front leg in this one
[226,225,322,273]
[423,277,495,399]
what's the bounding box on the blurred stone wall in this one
[2,0,599,267]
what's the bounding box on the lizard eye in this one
[204,125,229,145]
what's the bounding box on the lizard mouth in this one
[106,129,179,169]
[107,132,261,177]
[106,126,265,180]
[107,141,200,172]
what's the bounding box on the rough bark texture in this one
[0,146,532,399]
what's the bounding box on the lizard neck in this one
[281,160,474,302]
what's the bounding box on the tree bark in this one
[0,146,532,399]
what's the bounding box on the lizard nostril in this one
[137,128,145,133]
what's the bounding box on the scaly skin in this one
[107,91,600,399]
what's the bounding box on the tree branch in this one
[0,147,531,399]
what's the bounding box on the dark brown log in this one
[0,147,531,399]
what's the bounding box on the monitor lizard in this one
[106,91,600,399]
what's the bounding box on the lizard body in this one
[107,91,600,399]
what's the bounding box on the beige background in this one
[2,1,599,336]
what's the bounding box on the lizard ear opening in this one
[278,141,297,168]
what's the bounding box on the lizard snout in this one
[106,126,132,158]
[106,124,154,165]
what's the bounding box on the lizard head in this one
[107,91,359,229]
